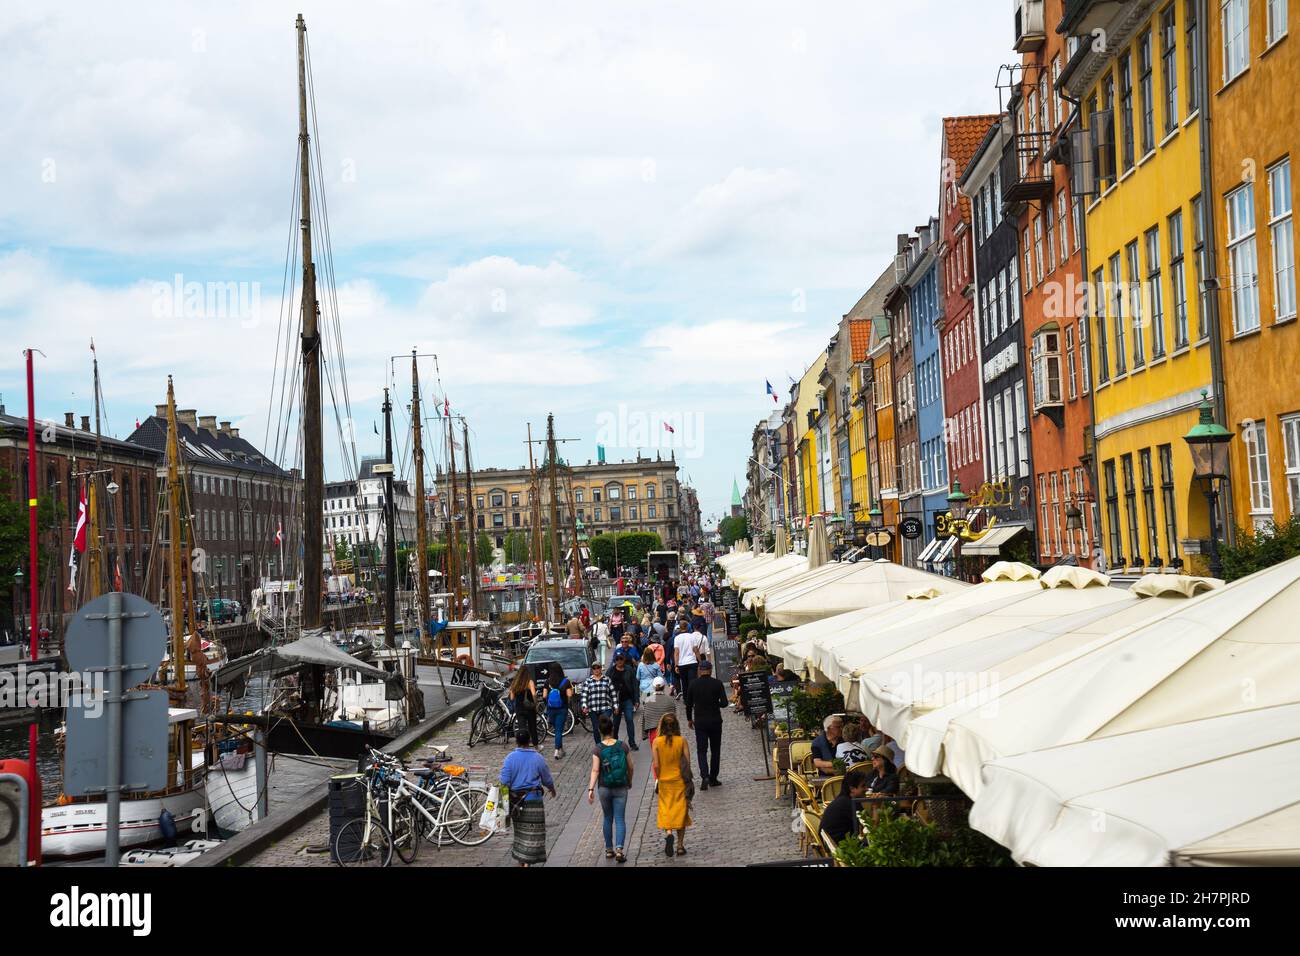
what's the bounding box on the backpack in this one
[546,677,569,710]
[599,742,630,788]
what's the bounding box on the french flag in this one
[766,380,778,403]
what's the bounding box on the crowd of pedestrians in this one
[499,567,739,865]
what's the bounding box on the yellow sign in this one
[970,480,1014,509]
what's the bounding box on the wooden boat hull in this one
[41,789,205,859]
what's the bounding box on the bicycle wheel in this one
[391,800,421,864]
[444,783,493,846]
[412,784,457,847]
[333,816,393,867]
[468,707,488,748]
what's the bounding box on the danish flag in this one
[275,521,284,544]
[72,482,88,553]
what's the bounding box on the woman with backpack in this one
[545,663,574,759]
[509,664,538,747]
[587,713,634,863]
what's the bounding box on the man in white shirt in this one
[674,627,707,701]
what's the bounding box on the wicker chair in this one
[820,829,841,865]
[798,750,818,777]
[802,811,826,858]
[820,775,845,804]
[787,770,821,814]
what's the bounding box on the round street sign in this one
[898,517,923,540]
[64,592,167,689]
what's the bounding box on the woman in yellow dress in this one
[651,712,694,857]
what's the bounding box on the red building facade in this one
[939,115,999,501]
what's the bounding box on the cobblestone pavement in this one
[244,699,799,867]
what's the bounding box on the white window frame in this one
[1268,158,1296,322]
[1227,182,1262,335]
[1282,414,1300,514]
[1244,419,1273,527]
[1267,0,1288,45]
[1222,0,1250,83]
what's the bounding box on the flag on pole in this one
[113,560,122,592]
[663,422,675,434]
[72,481,88,553]
[766,380,778,403]
[275,521,283,544]
[444,396,450,417]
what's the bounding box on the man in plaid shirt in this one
[578,661,617,746]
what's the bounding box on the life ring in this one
[456,654,472,667]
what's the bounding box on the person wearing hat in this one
[866,744,900,795]
[684,658,728,789]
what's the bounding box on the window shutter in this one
[1069,127,1096,197]
[1091,109,1116,182]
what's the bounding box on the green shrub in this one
[853,807,1012,867]
[1220,515,1300,582]
[790,684,843,734]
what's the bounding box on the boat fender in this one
[158,809,178,846]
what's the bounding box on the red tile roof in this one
[848,318,871,363]
[943,114,1000,222]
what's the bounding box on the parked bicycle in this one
[468,675,586,746]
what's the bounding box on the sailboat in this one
[207,15,418,762]
[42,376,210,859]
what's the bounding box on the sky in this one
[0,1,1012,524]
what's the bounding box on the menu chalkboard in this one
[739,672,772,716]
[768,680,799,728]
[726,607,740,638]
[712,638,740,683]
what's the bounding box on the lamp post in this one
[1182,391,1233,579]
[946,479,970,579]
[13,567,23,654]
[867,503,883,561]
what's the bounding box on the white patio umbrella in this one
[861,573,1221,755]
[827,565,1125,700]
[718,551,772,582]
[774,524,789,559]
[942,555,1300,804]
[749,560,864,618]
[762,559,968,629]
[768,563,1038,678]
[806,515,830,570]
[972,702,1300,866]
[728,553,804,589]
[739,558,812,609]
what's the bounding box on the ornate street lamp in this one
[945,479,970,579]
[867,503,883,560]
[1182,391,1233,578]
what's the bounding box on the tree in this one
[333,537,353,562]
[719,515,749,547]
[588,531,663,576]
[476,532,493,567]
[502,531,529,564]
[0,472,62,630]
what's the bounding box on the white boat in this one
[41,707,207,859]
[204,750,263,835]
[121,839,223,867]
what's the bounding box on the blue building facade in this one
[909,237,949,551]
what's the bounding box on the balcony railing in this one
[1014,0,1046,53]
[1000,129,1055,207]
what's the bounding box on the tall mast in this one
[545,414,564,613]
[462,420,480,619]
[164,378,187,694]
[567,469,583,599]
[382,388,395,648]
[87,341,105,600]
[297,13,323,629]
[411,352,429,635]
[526,423,547,622]
[446,409,461,618]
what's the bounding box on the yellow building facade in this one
[1064,0,1217,573]
[793,354,827,520]
[1208,0,1300,531]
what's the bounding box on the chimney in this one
[218,421,232,436]
[65,412,75,428]
[155,404,167,418]
[80,415,91,432]
[198,415,218,435]
[229,427,240,439]
[177,409,198,428]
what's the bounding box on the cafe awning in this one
[960,522,1029,556]
[971,702,1300,866]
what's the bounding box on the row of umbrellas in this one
[716,542,1300,866]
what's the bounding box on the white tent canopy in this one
[739,558,816,609]
[762,559,967,629]
[822,565,1116,696]
[718,551,771,580]
[864,574,1221,758]
[748,560,865,617]
[728,553,805,589]
[941,556,1300,803]
[768,563,1040,680]
[971,702,1300,866]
